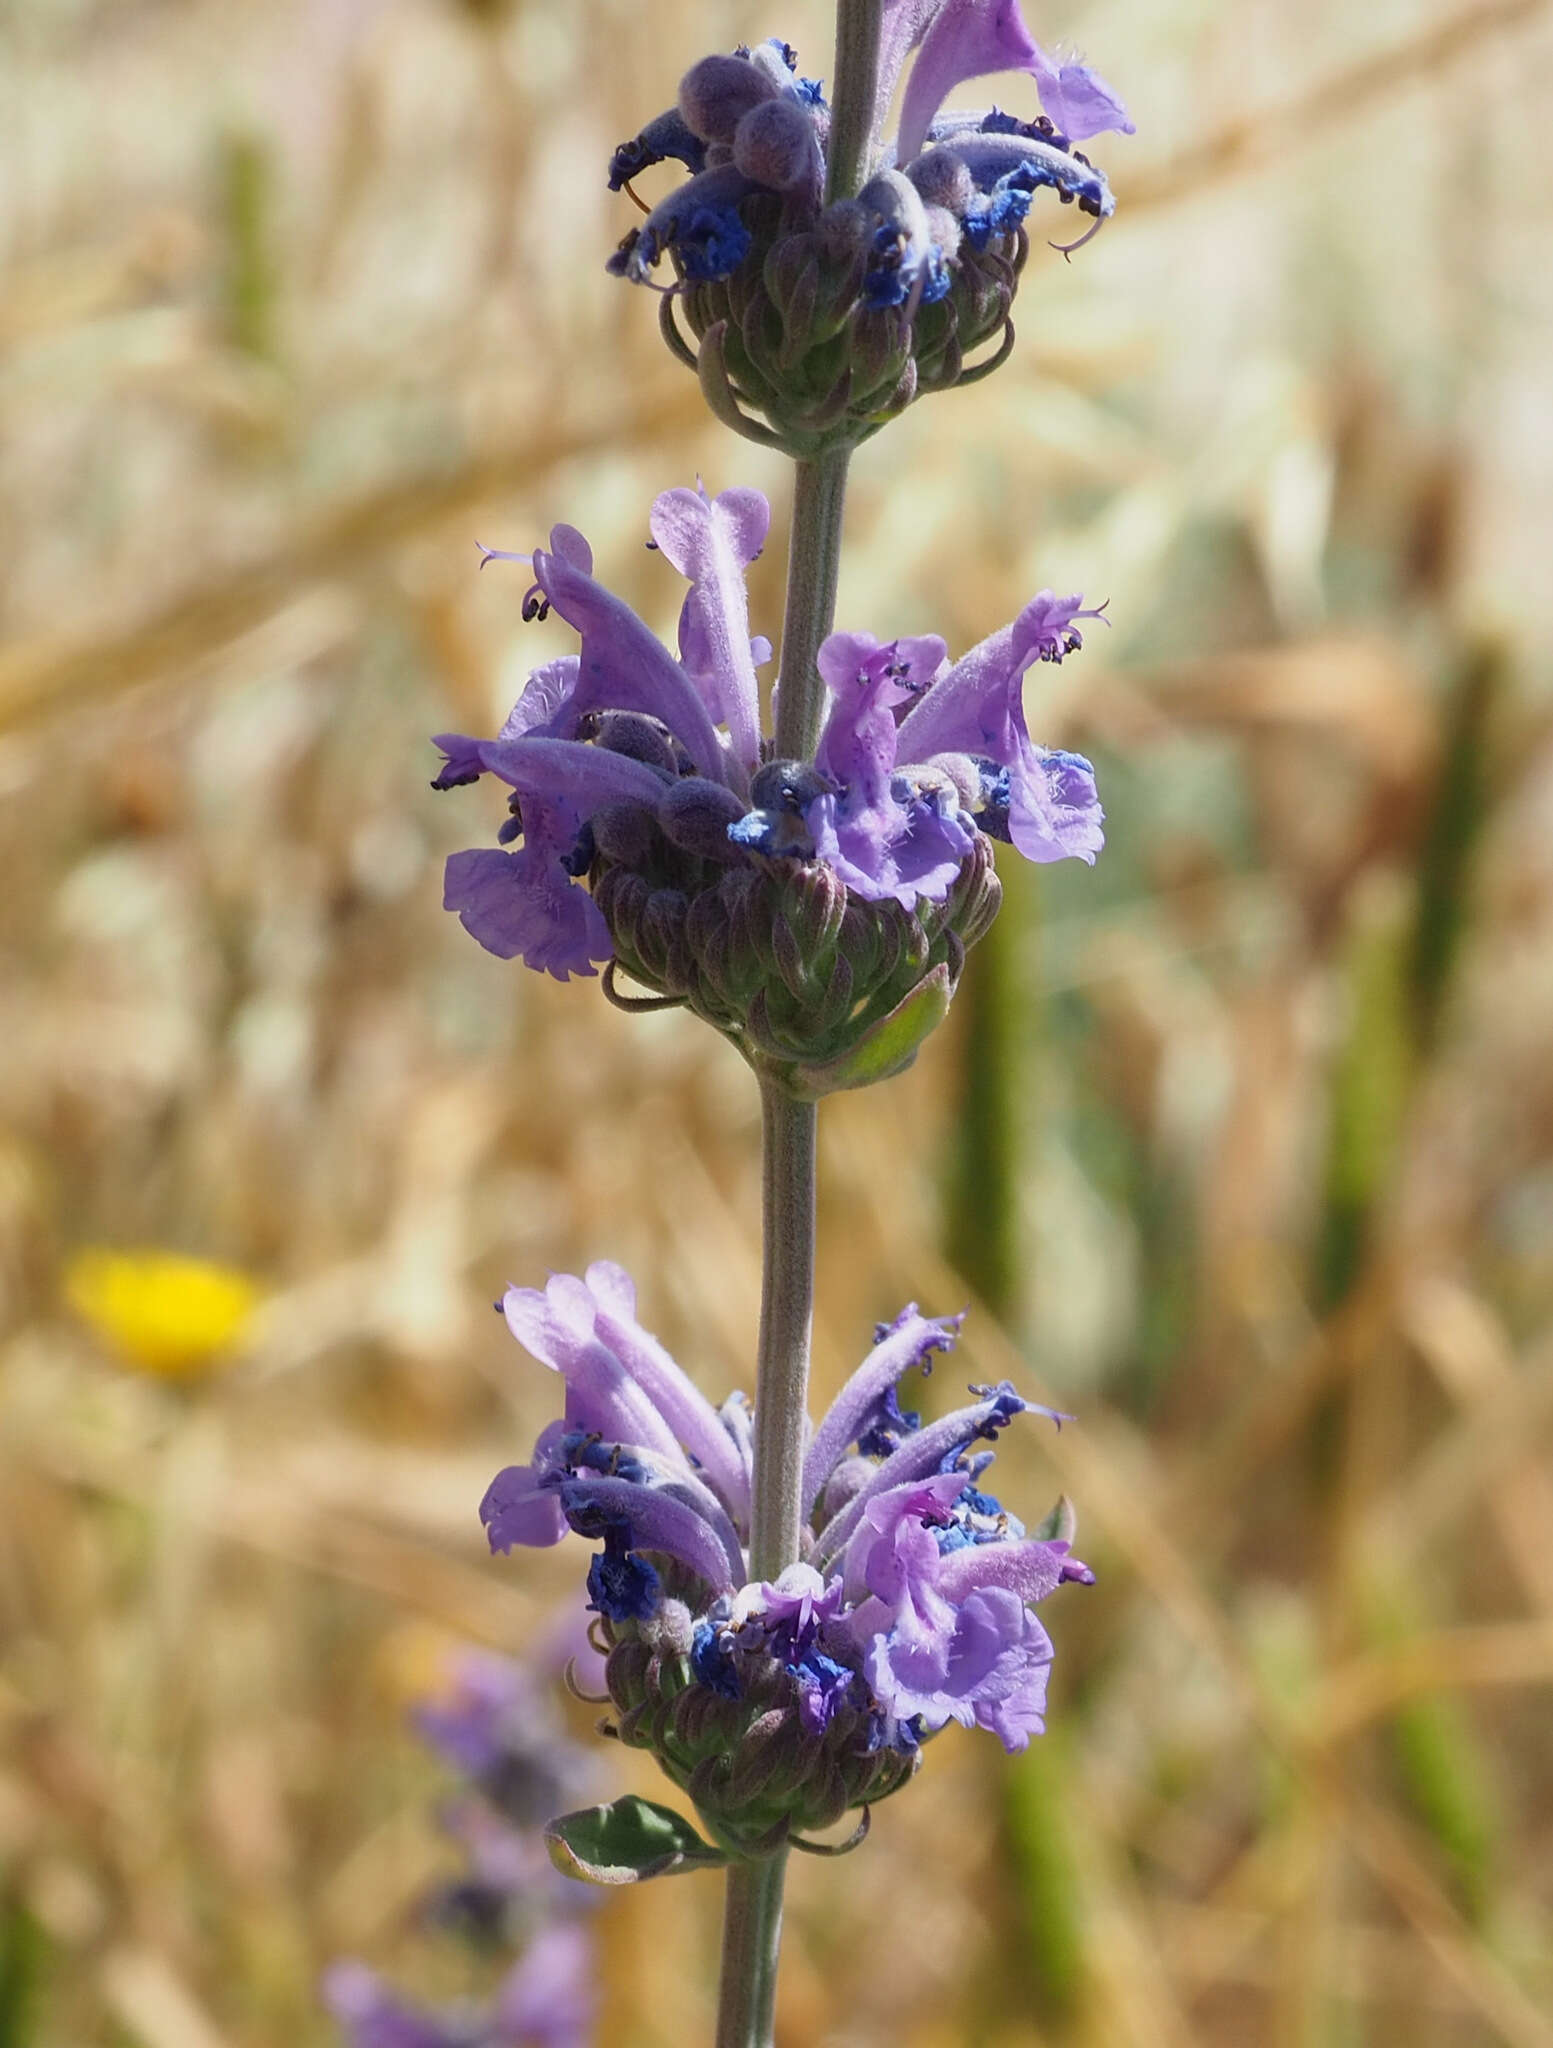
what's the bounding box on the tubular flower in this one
[435,483,1104,1095]
[479,1265,1091,1858]
[605,6,1131,452]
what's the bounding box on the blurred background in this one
[3,0,1553,2041]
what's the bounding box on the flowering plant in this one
[410,0,1130,2039]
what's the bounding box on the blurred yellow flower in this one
[63,1248,262,1379]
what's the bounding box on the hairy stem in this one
[717,18,883,2031]
[716,1854,788,2048]
[773,452,849,761]
[749,1083,818,1581]
[825,0,886,206]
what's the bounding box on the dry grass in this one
[3,0,1553,2042]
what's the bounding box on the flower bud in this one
[678,54,778,145]
[733,99,822,195]
[658,776,749,862]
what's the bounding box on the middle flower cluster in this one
[435,481,1104,1095]
[480,1263,1091,1858]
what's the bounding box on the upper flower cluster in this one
[480,1263,1090,1854]
[434,481,1103,1089]
[605,2,1131,449]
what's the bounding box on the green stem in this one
[825,0,886,205]
[715,1854,788,2048]
[773,452,850,761]
[749,1083,818,1581]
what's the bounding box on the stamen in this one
[1049,214,1106,259]
[622,176,651,216]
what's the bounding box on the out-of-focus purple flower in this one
[325,1639,601,2048]
[322,1962,473,2048]
[324,1934,593,2048]
[415,1651,589,1830]
[480,1262,1090,1805]
[493,1923,594,2048]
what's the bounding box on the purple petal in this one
[1007,745,1104,865]
[814,1393,1024,1568]
[477,734,671,815]
[494,1923,595,2048]
[529,537,728,778]
[499,657,582,740]
[443,843,611,981]
[896,0,1040,162]
[651,483,768,775]
[480,1424,570,1552]
[934,1534,1071,1607]
[802,1306,963,1513]
[840,1471,970,1605]
[732,1561,844,1633]
[975,1639,1052,1749]
[430,732,487,791]
[1030,43,1135,140]
[809,630,972,906]
[501,1278,687,1462]
[581,1261,752,1528]
[558,1474,743,1593]
[875,0,944,138]
[864,1583,1049,1735]
[430,660,580,790]
[925,130,1113,215]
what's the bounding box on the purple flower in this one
[323,1962,471,2048]
[1028,42,1136,143]
[807,630,975,906]
[493,1923,594,2048]
[436,489,1107,978]
[416,1651,591,1831]
[895,0,1135,160]
[608,4,1130,299]
[480,1263,1089,1759]
[323,1932,593,2048]
[895,591,1107,864]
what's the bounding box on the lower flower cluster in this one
[481,1265,1091,1859]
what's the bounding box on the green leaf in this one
[791,963,954,1098]
[544,1796,729,1885]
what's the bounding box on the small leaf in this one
[791,963,954,1098]
[544,1797,729,1885]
